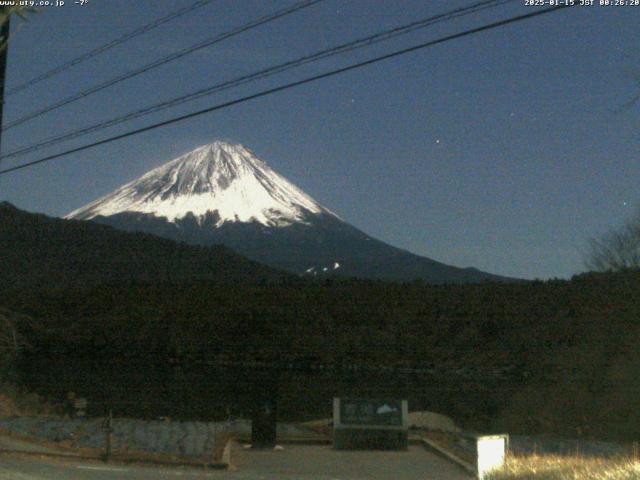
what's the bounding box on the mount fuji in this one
[66,141,511,283]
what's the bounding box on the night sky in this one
[0,0,638,280]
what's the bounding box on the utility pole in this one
[0,8,10,157]
[250,366,280,449]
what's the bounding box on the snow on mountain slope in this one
[66,141,335,227]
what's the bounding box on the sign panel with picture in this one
[333,397,408,450]
[340,398,403,426]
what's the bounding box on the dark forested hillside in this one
[92,210,515,283]
[0,202,289,290]
[3,204,640,441]
[3,272,640,440]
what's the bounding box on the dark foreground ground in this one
[0,443,471,480]
[230,443,471,479]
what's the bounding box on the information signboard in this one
[339,398,403,426]
[333,397,408,450]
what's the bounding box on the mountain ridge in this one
[67,140,517,284]
[0,201,289,291]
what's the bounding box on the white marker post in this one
[476,434,508,480]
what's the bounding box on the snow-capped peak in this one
[66,140,335,227]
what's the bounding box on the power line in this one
[0,0,515,162]
[0,4,575,177]
[4,0,217,97]
[2,0,325,131]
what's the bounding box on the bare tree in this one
[586,209,640,272]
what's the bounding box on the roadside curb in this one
[0,428,79,456]
[235,436,331,446]
[0,447,230,469]
[420,437,476,477]
[0,431,232,470]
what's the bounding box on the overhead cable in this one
[0,4,575,177]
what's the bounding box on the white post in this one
[476,435,508,480]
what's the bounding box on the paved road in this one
[231,444,471,480]
[0,443,472,480]
[0,455,227,480]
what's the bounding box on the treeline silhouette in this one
[2,203,640,440]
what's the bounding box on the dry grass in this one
[487,454,640,480]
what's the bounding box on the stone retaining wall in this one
[0,417,321,459]
[0,417,240,458]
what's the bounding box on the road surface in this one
[0,455,226,479]
[0,443,472,479]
